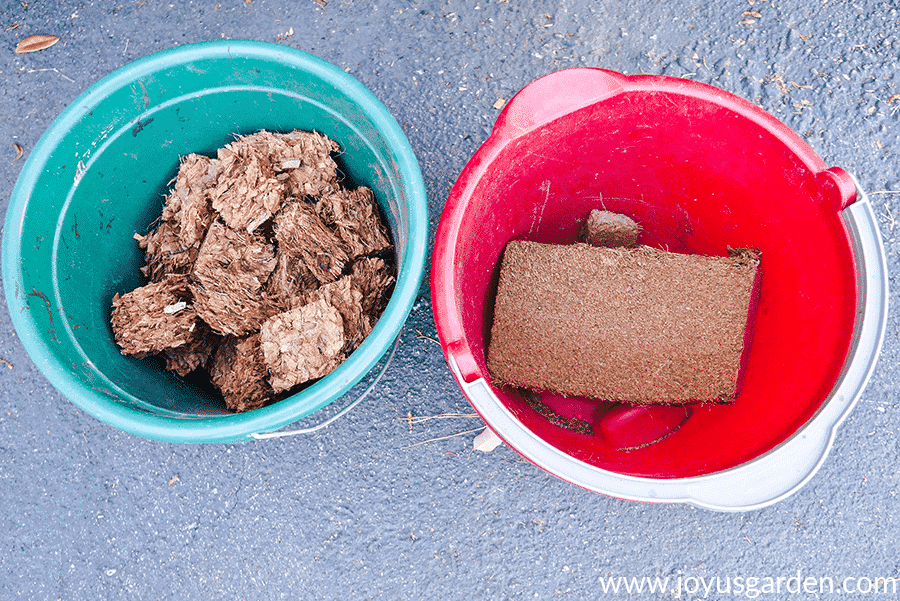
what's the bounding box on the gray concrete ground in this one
[2,0,899,599]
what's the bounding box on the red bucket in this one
[431,69,887,510]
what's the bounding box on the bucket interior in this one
[7,43,423,441]
[450,87,858,478]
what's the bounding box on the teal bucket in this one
[2,41,428,443]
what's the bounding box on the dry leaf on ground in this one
[15,34,60,54]
[13,144,23,162]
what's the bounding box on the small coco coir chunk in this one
[273,201,349,285]
[135,154,218,282]
[579,209,642,248]
[316,187,392,259]
[110,274,201,358]
[350,257,395,317]
[209,333,274,413]
[163,325,220,377]
[259,298,345,393]
[208,130,339,232]
[190,220,278,336]
[307,275,371,353]
[487,240,761,405]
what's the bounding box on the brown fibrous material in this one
[136,220,199,282]
[307,275,371,352]
[265,249,320,313]
[487,240,760,405]
[161,154,219,247]
[163,325,220,377]
[273,201,349,286]
[210,135,288,232]
[208,130,340,231]
[210,333,274,412]
[136,154,217,282]
[110,274,200,358]
[316,187,392,259]
[579,209,642,248]
[111,130,396,413]
[351,257,396,317]
[190,220,278,336]
[259,298,345,393]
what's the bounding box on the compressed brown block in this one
[272,201,348,286]
[190,220,277,336]
[209,333,273,413]
[259,298,345,393]
[110,274,200,358]
[487,241,761,405]
[579,209,642,248]
[316,187,392,259]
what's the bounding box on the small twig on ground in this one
[415,329,440,345]
[398,412,480,428]
[0,358,12,370]
[401,426,486,449]
[27,67,74,83]
[763,72,788,95]
[881,202,896,233]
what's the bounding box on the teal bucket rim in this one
[2,40,429,443]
